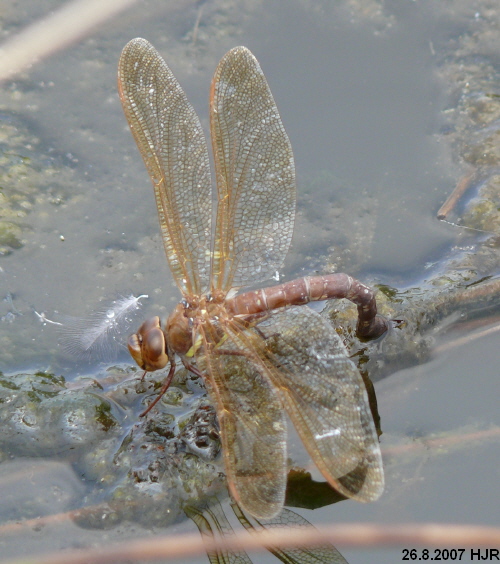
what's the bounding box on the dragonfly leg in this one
[253,325,270,341]
[181,358,205,379]
[140,360,176,417]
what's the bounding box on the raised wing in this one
[197,323,287,520]
[118,38,212,296]
[258,307,384,502]
[209,47,296,292]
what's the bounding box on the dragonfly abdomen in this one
[226,273,387,339]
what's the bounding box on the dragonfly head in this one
[128,316,169,371]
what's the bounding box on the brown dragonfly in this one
[118,39,386,519]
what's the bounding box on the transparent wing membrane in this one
[231,503,349,564]
[196,321,287,520]
[118,38,212,296]
[210,47,296,292]
[258,307,384,502]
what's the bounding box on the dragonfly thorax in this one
[165,302,193,356]
[167,296,231,356]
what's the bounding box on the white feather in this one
[57,294,148,361]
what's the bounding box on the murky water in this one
[0,1,498,563]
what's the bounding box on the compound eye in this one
[128,317,168,371]
[128,333,144,368]
[141,326,168,370]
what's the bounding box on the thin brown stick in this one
[191,5,204,46]
[0,0,137,82]
[437,171,476,220]
[1,523,499,564]
[434,322,500,355]
[0,504,107,535]
[382,427,500,457]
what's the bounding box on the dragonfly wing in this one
[258,307,384,502]
[210,47,296,292]
[118,38,212,296]
[197,325,287,519]
[231,503,349,564]
[185,500,253,564]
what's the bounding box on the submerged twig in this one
[437,171,476,220]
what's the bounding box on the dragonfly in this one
[118,38,386,520]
